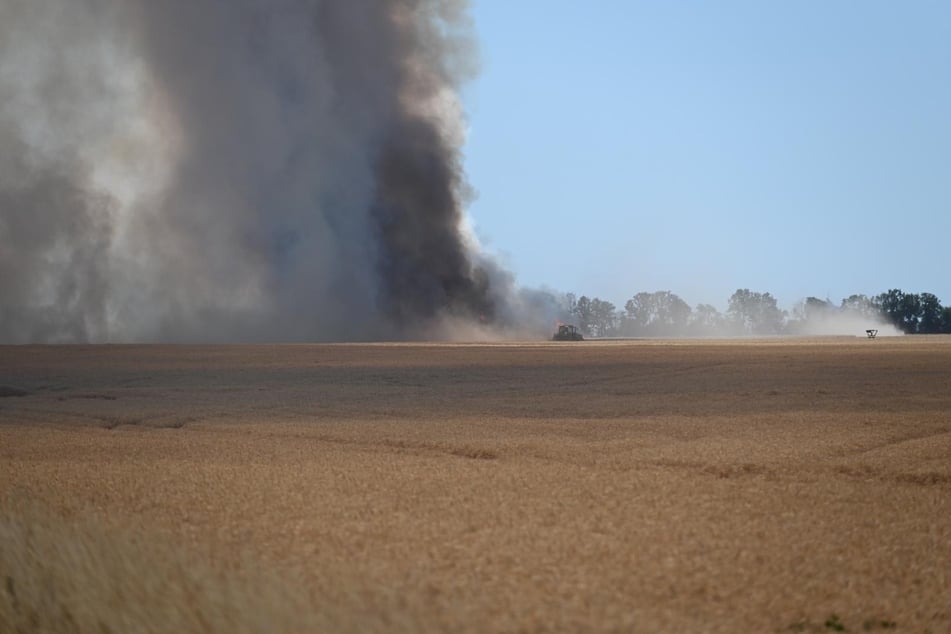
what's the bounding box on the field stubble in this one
[1,338,950,632]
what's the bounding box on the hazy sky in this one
[464,1,950,312]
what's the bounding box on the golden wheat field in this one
[1,338,950,633]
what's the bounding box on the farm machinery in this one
[552,324,584,341]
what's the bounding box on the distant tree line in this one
[561,289,951,337]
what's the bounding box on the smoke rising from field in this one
[0,0,516,343]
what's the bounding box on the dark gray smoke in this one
[0,0,506,342]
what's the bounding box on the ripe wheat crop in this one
[2,338,949,632]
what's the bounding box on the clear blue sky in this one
[463,1,950,312]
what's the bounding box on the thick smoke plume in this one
[0,0,512,342]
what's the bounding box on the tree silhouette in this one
[941,307,951,334]
[689,303,724,335]
[728,289,784,334]
[876,289,922,333]
[840,294,876,318]
[557,287,949,339]
[623,291,691,336]
[919,293,943,334]
[589,298,618,337]
[573,295,593,335]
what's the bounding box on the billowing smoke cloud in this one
[0,0,513,343]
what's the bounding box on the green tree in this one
[803,297,833,320]
[841,294,876,318]
[941,306,951,334]
[589,298,618,337]
[623,291,691,336]
[688,303,724,335]
[728,289,784,334]
[565,293,578,317]
[573,295,593,336]
[662,292,692,334]
[875,289,922,333]
[623,292,653,334]
[787,297,833,333]
[918,293,943,334]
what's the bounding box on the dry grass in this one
[2,497,296,633]
[0,494,433,633]
[1,338,950,632]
